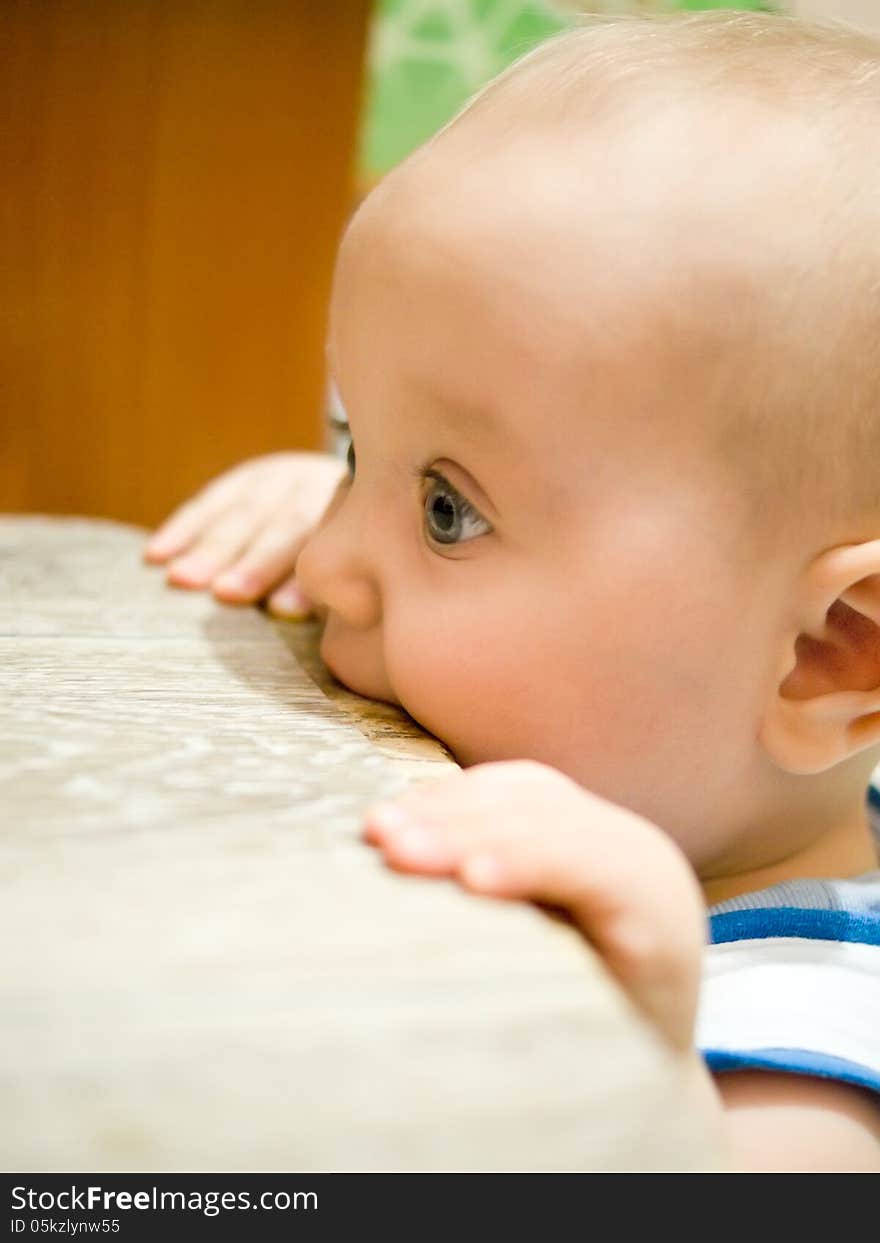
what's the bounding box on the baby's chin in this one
[399,698,588,781]
[435,729,648,812]
[401,718,488,770]
[434,732,549,773]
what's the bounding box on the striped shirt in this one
[698,785,880,1095]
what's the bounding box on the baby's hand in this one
[143,452,348,617]
[364,760,707,1052]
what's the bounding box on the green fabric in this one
[360,1,778,178]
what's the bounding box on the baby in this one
[144,12,880,1170]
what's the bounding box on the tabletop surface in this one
[1,515,723,1172]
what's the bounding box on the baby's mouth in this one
[319,633,371,700]
[319,645,344,685]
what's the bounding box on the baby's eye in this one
[422,472,492,546]
[345,436,356,477]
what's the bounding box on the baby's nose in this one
[295,499,382,632]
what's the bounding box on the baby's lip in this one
[321,651,341,681]
[320,645,406,714]
[318,638,345,684]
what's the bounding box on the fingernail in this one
[461,854,505,891]
[144,534,173,559]
[390,824,454,868]
[214,569,246,592]
[366,803,413,833]
[396,826,438,854]
[169,554,213,584]
[269,585,311,618]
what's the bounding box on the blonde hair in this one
[439,12,880,547]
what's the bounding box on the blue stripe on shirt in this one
[709,906,880,946]
[704,1047,880,1095]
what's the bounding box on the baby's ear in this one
[760,540,880,774]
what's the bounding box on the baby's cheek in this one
[386,618,529,762]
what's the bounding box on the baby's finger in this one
[211,518,311,607]
[266,573,314,620]
[363,765,531,872]
[366,779,704,1050]
[363,805,461,875]
[144,471,246,563]
[454,826,705,1052]
[165,506,264,588]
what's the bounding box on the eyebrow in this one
[413,378,506,442]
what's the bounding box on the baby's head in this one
[296,12,880,891]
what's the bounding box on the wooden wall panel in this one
[1,1,370,527]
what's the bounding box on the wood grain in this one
[0,516,725,1172]
[789,1,880,34]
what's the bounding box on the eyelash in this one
[414,466,491,546]
[341,430,491,547]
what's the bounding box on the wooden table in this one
[1,516,724,1172]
